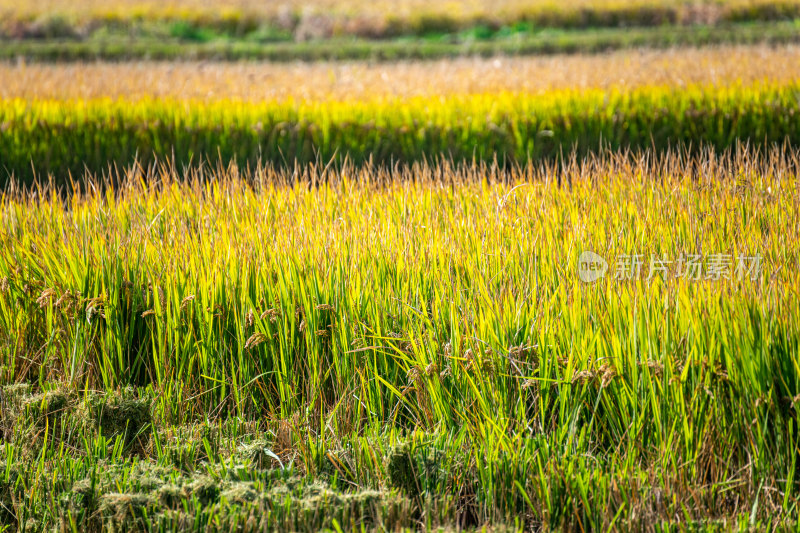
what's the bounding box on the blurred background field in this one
[2,0,800,61]
[2,45,798,102]
[2,46,800,182]
[4,0,800,39]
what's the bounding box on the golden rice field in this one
[3,45,800,183]
[1,149,799,531]
[2,77,800,182]
[3,44,800,103]
[1,10,800,528]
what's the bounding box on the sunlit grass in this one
[2,80,800,182]
[0,149,798,530]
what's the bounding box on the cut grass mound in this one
[0,385,425,530]
[87,388,152,451]
[0,385,151,459]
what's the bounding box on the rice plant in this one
[0,147,798,530]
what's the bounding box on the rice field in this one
[3,79,800,183]
[1,149,799,531]
[3,45,799,103]
[5,46,800,184]
[1,3,800,528]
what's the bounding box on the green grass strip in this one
[1,20,799,63]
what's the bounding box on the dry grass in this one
[3,44,800,103]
